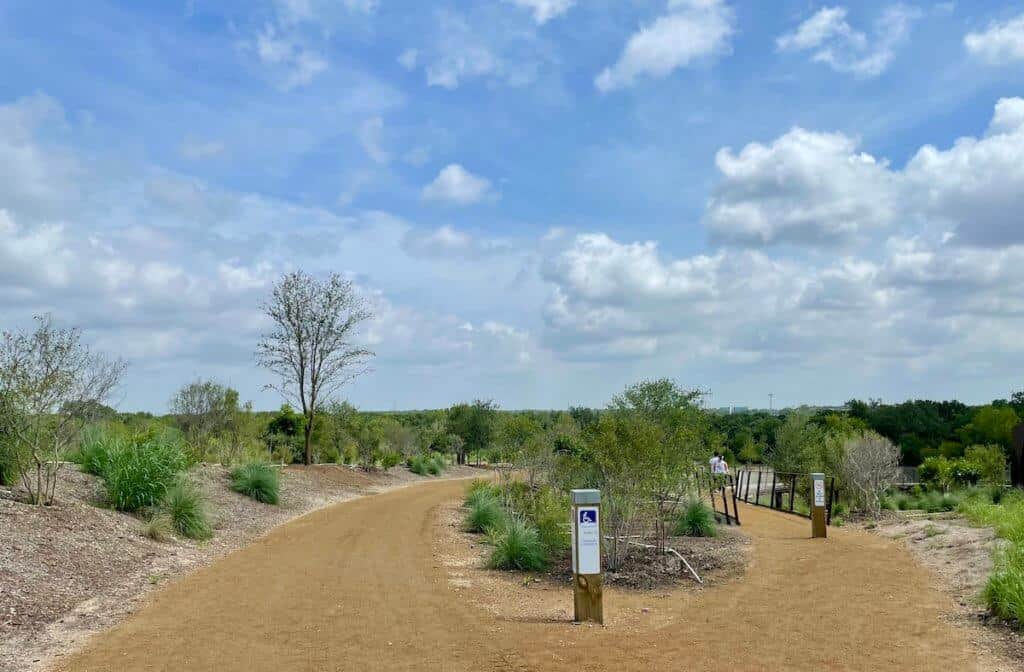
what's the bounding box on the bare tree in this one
[169,379,234,455]
[256,271,373,466]
[0,315,126,505]
[840,431,899,516]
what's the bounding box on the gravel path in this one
[55,479,987,671]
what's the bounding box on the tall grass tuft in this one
[142,513,174,542]
[675,500,717,537]
[464,480,500,508]
[162,480,213,540]
[486,517,547,571]
[230,462,280,504]
[103,431,187,512]
[426,454,445,476]
[982,544,1024,625]
[464,495,507,534]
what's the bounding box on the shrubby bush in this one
[465,495,507,534]
[230,462,280,504]
[162,479,212,540]
[102,430,188,512]
[675,500,717,537]
[486,516,547,571]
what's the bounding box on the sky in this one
[2,0,1024,412]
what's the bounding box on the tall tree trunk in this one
[304,417,313,466]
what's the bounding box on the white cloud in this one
[401,225,512,259]
[505,0,576,25]
[777,4,921,78]
[252,23,328,89]
[398,48,418,71]
[707,98,1024,249]
[422,164,496,204]
[965,13,1024,64]
[706,128,897,246]
[595,0,735,92]
[357,117,390,165]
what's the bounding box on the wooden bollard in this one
[811,473,827,539]
[571,489,603,624]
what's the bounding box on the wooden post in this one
[811,473,827,538]
[571,489,603,625]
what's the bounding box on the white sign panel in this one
[813,478,826,507]
[572,506,601,575]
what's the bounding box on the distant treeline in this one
[99,394,1023,468]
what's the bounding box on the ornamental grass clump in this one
[230,462,280,504]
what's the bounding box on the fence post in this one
[770,473,777,510]
[730,474,741,525]
[755,470,763,506]
[788,476,797,512]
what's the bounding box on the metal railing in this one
[694,469,740,526]
[734,468,839,525]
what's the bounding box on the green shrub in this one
[486,517,547,571]
[162,480,213,540]
[103,433,188,512]
[230,462,280,504]
[983,544,1024,626]
[409,454,428,475]
[379,450,403,470]
[675,500,717,537]
[464,480,500,507]
[531,487,570,557]
[965,444,1008,487]
[465,495,507,534]
[426,455,445,475]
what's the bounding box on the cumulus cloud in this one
[251,23,328,89]
[422,164,496,204]
[706,98,1024,248]
[777,4,921,78]
[706,128,898,246]
[505,0,576,25]
[595,0,735,92]
[965,13,1024,64]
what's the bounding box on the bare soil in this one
[866,512,1024,666]
[49,481,1004,671]
[0,462,480,672]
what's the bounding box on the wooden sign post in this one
[571,489,603,625]
[811,473,827,539]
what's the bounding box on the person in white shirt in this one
[709,452,721,473]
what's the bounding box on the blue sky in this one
[2,0,1024,411]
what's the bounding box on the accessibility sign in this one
[573,505,600,575]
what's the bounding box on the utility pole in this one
[768,392,775,414]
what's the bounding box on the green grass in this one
[425,455,445,476]
[162,480,213,540]
[883,489,964,514]
[486,517,547,571]
[230,462,280,504]
[675,500,717,537]
[464,495,508,534]
[464,480,501,508]
[102,432,188,512]
[531,487,570,557]
[957,488,1024,629]
[408,454,430,475]
[983,544,1024,625]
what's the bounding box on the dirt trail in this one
[56,479,983,672]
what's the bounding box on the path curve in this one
[57,479,980,672]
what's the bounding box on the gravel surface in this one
[0,462,481,672]
[49,484,998,672]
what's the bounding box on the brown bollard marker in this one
[811,473,827,539]
[571,489,603,624]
